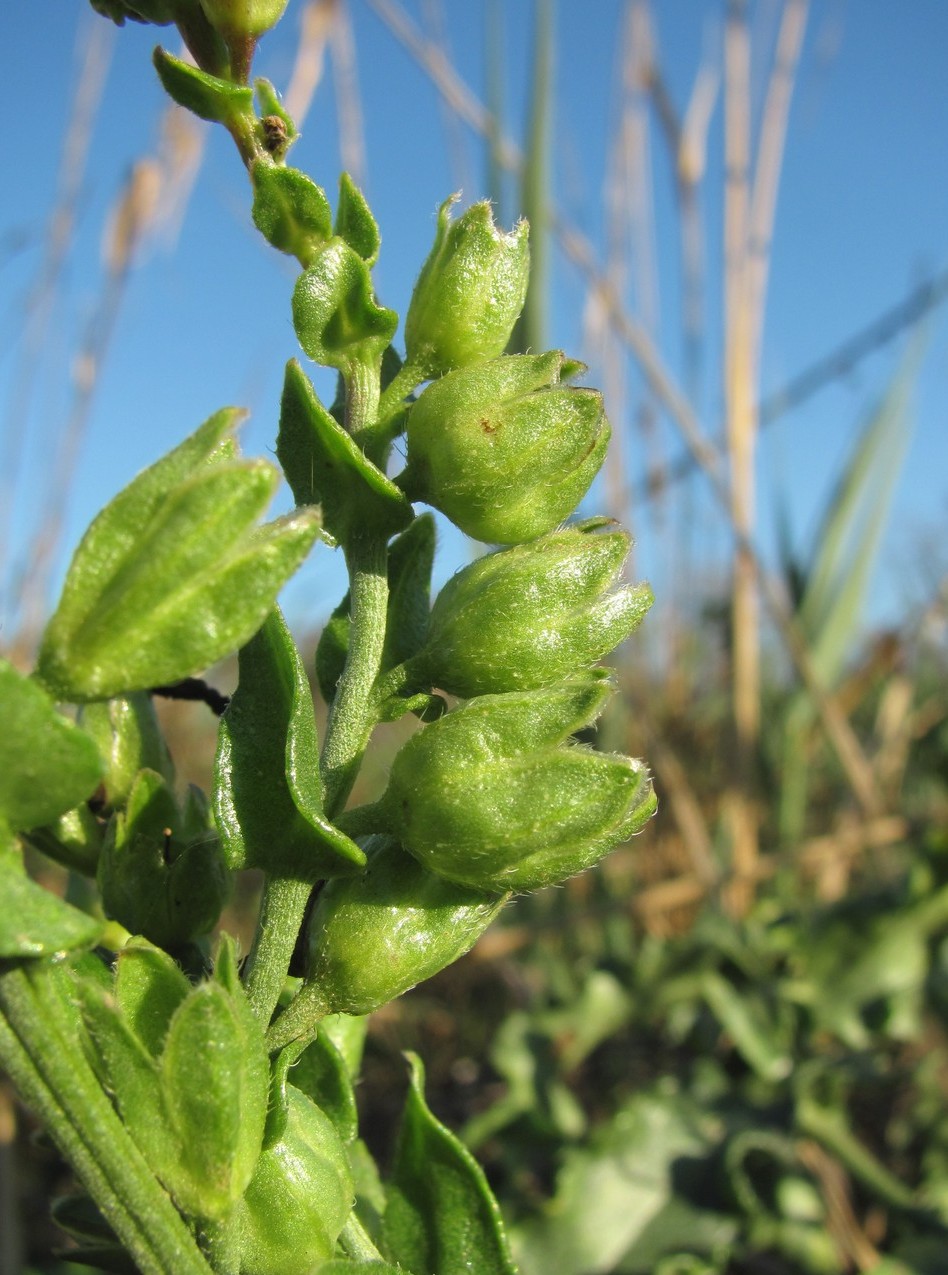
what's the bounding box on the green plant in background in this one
[0,2,655,1271]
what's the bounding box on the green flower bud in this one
[420,522,653,697]
[404,195,529,376]
[400,353,610,544]
[98,769,230,947]
[198,0,287,39]
[306,836,506,1015]
[379,678,656,892]
[235,1085,353,1275]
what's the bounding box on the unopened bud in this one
[400,353,609,544]
[405,196,529,376]
[421,522,653,697]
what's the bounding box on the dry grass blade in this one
[329,0,366,186]
[285,0,336,128]
[0,15,113,619]
[347,0,882,830]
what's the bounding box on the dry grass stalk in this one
[722,0,810,914]
[366,0,882,835]
[328,0,366,186]
[14,77,210,645]
[0,15,114,622]
[284,0,336,127]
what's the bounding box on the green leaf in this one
[292,239,398,376]
[113,940,192,1059]
[289,1026,360,1144]
[252,162,332,262]
[383,1052,518,1275]
[334,173,381,266]
[316,591,352,706]
[37,409,321,701]
[511,1088,725,1275]
[277,360,412,545]
[214,607,366,879]
[0,840,102,957]
[383,514,435,672]
[0,658,103,832]
[77,980,181,1194]
[78,692,174,810]
[160,975,269,1219]
[153,46,253,124]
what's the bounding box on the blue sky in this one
[2,0,946,657]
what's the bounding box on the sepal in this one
[97,769,230,947]
[421,523,653,696]
[380,676,657,891]
[404,195,529,377]
[305,836,506,1015]
[400,353,610,544]
[334,173,381,267]
[234,1085,354,1275]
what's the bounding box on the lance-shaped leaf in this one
[252,162,332,262]
[0,839,102,957]
[153,46,253,124]
[383,1052,518,1275]
[113,940,192,1059]
[292,239,398,376]
[278,360,411,545]
[0,658,103,833]
[160,968,269,1219]
[214,607,365,879]
[334,173,381,267]
[36,409,320,701]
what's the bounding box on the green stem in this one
[339,1212,386,1262]
[321,532,390,815]
[796,1095,919,1213]
[335,801,386,839]
[243,876,313,1026]
[249,532,389,1036]
[264,978,331,1053]
[0,964,212,1275]
[344,360,383,451]
[378,360,424,421]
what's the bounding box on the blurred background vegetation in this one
[2,2,947,1272]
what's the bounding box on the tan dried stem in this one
[329,0,367,186]
[362,0,881,828]
[285,0,335,128]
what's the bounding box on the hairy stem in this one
[321,532,390,815]
[243,876,313,1025]
[0,964,212,1275]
